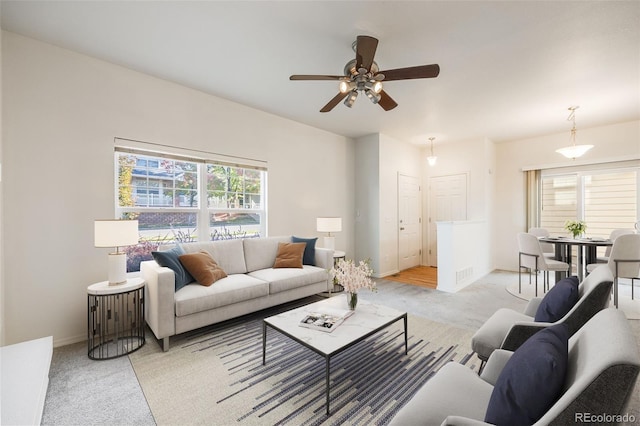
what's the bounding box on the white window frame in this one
[114,142,267,243]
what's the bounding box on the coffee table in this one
[262,296,408,415]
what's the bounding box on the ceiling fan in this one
[290,35,440,112]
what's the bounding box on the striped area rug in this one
[130,299,479,425]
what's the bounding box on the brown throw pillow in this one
[178,251,227,286]
[273,242,305,268]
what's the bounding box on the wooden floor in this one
[385,266,438,289]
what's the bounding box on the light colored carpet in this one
[129,301,478,425]
[506,274,640,320]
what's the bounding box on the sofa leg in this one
[161,337,169,352]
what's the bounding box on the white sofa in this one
[140,236,333,351]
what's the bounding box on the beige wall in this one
[2,31,354,346]
[354,133,422,277]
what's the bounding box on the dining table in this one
[538,236,613,282]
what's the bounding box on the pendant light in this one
[556,106,593,159]
[427,137,437,166]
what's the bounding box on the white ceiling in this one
[1,1,639,146]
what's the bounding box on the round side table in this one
[87,278,145,360]
[332,251,346,293]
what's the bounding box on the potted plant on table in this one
[565,220,587,238]
[330,258,376,310]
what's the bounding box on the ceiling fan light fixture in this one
[556,106,593,159]
[344,90,358,108]
[339,81,355,93]
[365,80,383,94]
[365,88,381,104]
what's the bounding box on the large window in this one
[540,168,638,239]
[116,150,267,271]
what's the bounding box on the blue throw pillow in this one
[485,323,569,425]
[152,246,194,291]
[292,236,317,266]
[534,276,579,322]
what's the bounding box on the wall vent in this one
[456,267,473,284]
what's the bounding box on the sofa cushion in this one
[152,246,194,291]
[248,266,328,294]
[535,276,579,322]
[292,236,318,266]
[243,236,291,272]
[485,323,569,425]
[178,251,227,286]
[273,242,305,268]
[180,239,247,275]
[174,274,269,317]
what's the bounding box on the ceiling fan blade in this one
[320,92,350,113]
[378,64,440,81]
[355,35,378,73]
[290,75,346,81]
[378,90,398,111]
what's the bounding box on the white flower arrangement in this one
[330,258,376,294]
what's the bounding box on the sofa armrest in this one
[523,297,543,317]
[501,321,551,352]
[480,349,513,385]
[315,247,334,270]
[140,260,176,342]
[442,416,492,426]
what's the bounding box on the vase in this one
[346,292,358,311]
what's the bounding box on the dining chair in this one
[518,232,570,296]
[586,233,640,307]
[594,228,636,263]
[528,227,554,258]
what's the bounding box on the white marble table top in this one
[264,295,406,356]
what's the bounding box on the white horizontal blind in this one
[540,174,578,236]
[114,137,268,171]
[583,170,637,239]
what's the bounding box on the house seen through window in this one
[116,150,267,272]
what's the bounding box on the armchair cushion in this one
[534,276,579,322]
[291,236,317,266]
[152,246,193,291]
[485,323,569,425]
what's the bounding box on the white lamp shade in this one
[556,145,594,159]
[94,220,139,248]
[316,217,342,233]
[427,156,437,166]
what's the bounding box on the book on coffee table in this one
[299,307,354,333]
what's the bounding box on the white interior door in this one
[428,173,468,266]
[398,174,422,271]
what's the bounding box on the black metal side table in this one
[331,250,346,293]
[87,278,145,360]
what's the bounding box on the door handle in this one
[400,227,405,230]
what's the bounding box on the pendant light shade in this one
[556,106,593,159]
[427,137,437,166]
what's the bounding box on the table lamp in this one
[316,217,342,250]
[94,219,139,285]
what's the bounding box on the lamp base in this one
[108,253,127,285]
[323,236,336,251]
